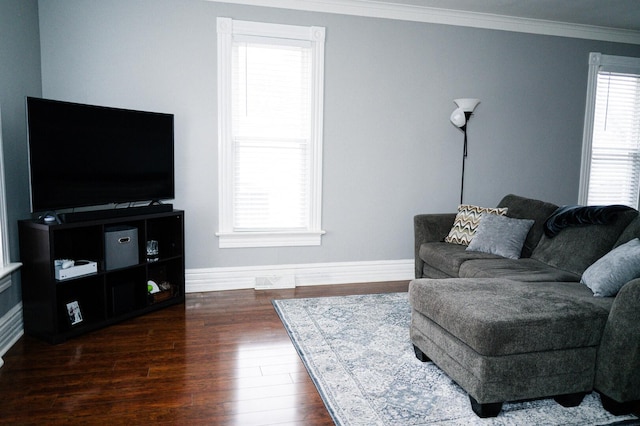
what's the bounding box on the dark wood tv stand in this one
[18,210,185,344]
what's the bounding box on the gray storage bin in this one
[104,225,139,270]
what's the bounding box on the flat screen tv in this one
[26,97,175,213]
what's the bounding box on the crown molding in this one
[211,0,640,45]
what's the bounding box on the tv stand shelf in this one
[19,210,185,344]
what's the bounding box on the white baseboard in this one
[186,259,414,292]
[0,302,23,368]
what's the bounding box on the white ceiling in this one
[371,0,640,32]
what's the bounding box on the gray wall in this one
[0,0,41,316]
[36,0,640,270]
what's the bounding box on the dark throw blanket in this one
[544,204,634,238]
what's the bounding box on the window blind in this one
[587,72,640,207]
[231,40,312,231]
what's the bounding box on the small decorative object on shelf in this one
[148,281,176,304]
[146,239,159,262]
[66,301,83,326]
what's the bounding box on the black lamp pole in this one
[459,111,472,205]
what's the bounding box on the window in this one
[579,53,640,208]
[216,18,326,248]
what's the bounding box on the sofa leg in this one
[413,345,430,362]
[600,393,636,415]
[554,392,586,407]
[469,395,503,418]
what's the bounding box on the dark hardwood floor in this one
[0,281,409,425]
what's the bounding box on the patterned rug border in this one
[273,296,341,424]
[273,292,640,426]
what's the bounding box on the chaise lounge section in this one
[409,194,640,417]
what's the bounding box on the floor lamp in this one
[450,98,480,205]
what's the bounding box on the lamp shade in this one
[453,98,480,112]
[450,108,466,128]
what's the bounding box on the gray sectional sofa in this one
[409,194,640,418]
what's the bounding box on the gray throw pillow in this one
[466,214,534,259]
[581,238,640,297]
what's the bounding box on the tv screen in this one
[26,97,175,213]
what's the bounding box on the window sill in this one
[216,230,325,248]
[0,262,21,280]
[0,262,21,294]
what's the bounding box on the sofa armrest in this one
[414,213,456,278]
[595,278,640,403]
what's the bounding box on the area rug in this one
[273,292,640,426]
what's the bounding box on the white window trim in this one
[216,17,326,248]
[0,110,21,285]
[578,52,640,206]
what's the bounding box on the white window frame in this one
[579,52,640,207]
[0,110,21,286]
[216,17,325,248]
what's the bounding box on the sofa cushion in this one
[466,214,534,259]
[459,258,581,282]
[444,204,507,246]
[421,263,455,279]
[613,213,640,248]
[581,238,640,297]
[419,242,502,277]
[409,278,613,356]
[496,194,559,258]
[531,209,638,276]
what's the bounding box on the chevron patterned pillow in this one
[444,204,508,245]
